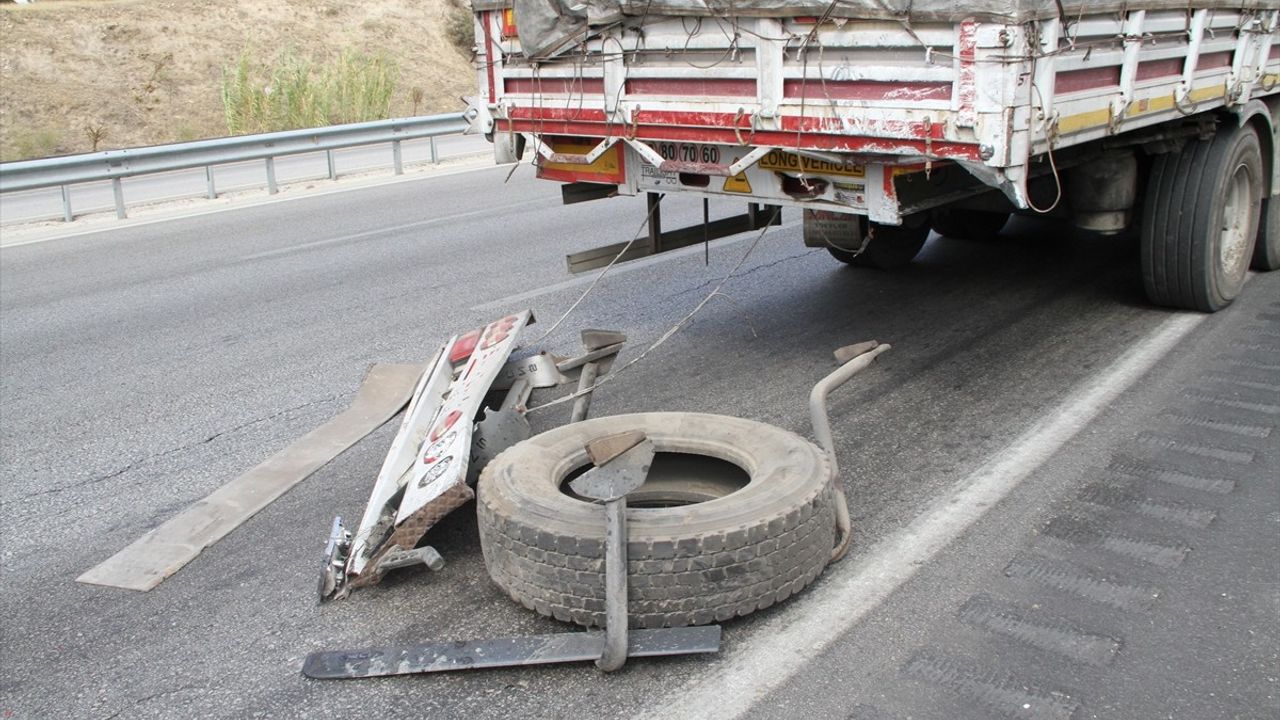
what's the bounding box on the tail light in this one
[501,8,518,38]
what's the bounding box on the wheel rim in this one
[1219,161,1254,280]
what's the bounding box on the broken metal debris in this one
[305,429,721,679]
[318,317,627,602]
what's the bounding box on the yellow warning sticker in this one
[723,158,752,193]
[759,149,865,178]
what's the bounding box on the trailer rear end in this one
[466,1,1280,311]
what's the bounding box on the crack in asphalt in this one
[0,394,344,505]
[101,684,204,720]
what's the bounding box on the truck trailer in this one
[465,1,1279,312]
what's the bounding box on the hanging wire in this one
[526,193,667,345]
[526,206,781,414]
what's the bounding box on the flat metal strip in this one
[301,626,722,679]
[76,363,424,592]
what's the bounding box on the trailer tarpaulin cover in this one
[491,0,1277,59]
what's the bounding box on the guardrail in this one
[0,112,470,221]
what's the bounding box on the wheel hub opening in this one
[560,451,750,508]
[1218,166,1253,276]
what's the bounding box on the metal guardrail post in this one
[205,167,217,199]
[265,157,278,194]
[393,140,404,175]
[326,150,337,180]
[60,186,73,222]
[430,136,439,165]
[111,178,126,219]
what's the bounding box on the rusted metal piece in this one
[303,430,721,680]
[584,429,646,466]
[569,436,656,672]
[558,342,625,372]
[320,316,633,602]
[548,152,593,164]
[301,626,721,679]
[569,361,600,424]
[565,202,780,274]
[810,341,892,562]
[321,313,534,602]
[658,160,733,176]
[834,340,881,364]
[567,330,626,424]
[348,482,475,592]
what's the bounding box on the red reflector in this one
[501,8,518,38]
[430,410,463,442]
[450,329,482,364]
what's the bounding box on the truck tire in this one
[929,208,1010,241]
[477,412,837,629]
[829,221,930,269]
[1253,194,1279,271]
[1141,123,1264,311]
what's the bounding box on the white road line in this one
[237,198,545,261]
[472,220,802,312]
[638,311,1205,720]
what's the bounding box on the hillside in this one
[0,0,475,161]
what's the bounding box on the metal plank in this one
[76,363,423,592]
[566,208,781,274]
[301,626,722,679]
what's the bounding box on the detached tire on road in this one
[1141,123,1264,311]
[477,412,837,628]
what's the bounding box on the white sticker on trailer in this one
[833,182,867,208]
[640,163,681,188]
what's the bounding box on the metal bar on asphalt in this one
[430,136,439,164]
[393,140,403,175]
[265,156,278,194]
[326,150,337,180]
[205,166,217,199]
[569,361,598,424]
[301,627,722,679]
[60,185,73,222]
[111,177,126,219]
[75,363,424,592]
[598,496,629,670]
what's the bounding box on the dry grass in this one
[0,0,474,161]
[221,48,399,134]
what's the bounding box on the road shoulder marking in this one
[640,312,1204,720]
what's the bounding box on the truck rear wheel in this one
[830,220,929,269]
[477,412,837,628]
[929,208,1010,241]
[1141,123,1263,312]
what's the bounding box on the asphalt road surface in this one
[1,160,1276,719]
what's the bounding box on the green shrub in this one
[10,127,63,160]
[220,47,398,135]
[446,5,474,52]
